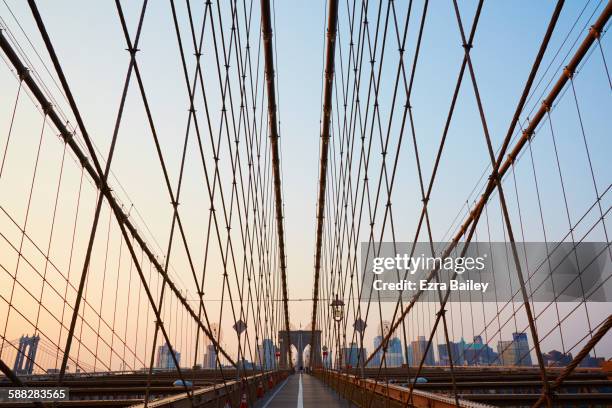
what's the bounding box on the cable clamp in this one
[99,183,112,196]
[563,66,574,79]
[17,67,29,81]
[589,25,601,39]
[60,131,71,143]
[41,101,52,116]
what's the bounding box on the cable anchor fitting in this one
[41,101,52,116]
[17,67,29,81]
[589,25,601,39]
[126,47,140,57]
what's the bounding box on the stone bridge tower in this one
[278,330,322,369]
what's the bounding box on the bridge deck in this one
[258,372,350,408]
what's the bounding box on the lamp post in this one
[233,320,247,381]
[330,294,344,370]
[353,318,367,377]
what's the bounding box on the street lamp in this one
[331,294,345,322]
[330,294,344,369]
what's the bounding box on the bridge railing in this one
[313,369,495,408]
[129,370,290,408]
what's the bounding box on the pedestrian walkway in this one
[257,372,351,408]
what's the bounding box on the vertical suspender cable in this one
[260,0,293,368]
[310,0,339,368]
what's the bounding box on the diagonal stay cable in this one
[25,0,152,383]
[0,4,236,372]
[443,0,566,400]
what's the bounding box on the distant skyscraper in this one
[370,321,403,368]
[342,342,366,368]
[406,343,414,366]
[411,336,435,366]
[437,341,464,366]
[497,333,532,366]
[543,350,573,367]
[257,339,276,370]
[204,344,217,369]
[464,336,497,365]
[156,343,181,369]
[369,337,382,368]
[512,333,532,366]
[578,354,604,368]
[386,337,403,367]
[497,340,515,366]
[370,336,403,367]
[203,323,222,369]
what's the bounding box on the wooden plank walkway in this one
[257,372,352,408]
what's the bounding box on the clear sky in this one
[0,0,610,371]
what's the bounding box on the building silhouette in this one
[464,336,497,365]
[203,323,222,369]
[411,336,435,366]
[156,343,181,369]
[203,344,217,368]
[497,333,532,366]
[437,340,464,366]
[578,354,604,368]
[371,336,403,368]
[257,339,276,370]
[370,321,403,368]
[543,350,573,367]
[342,342,366,368]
